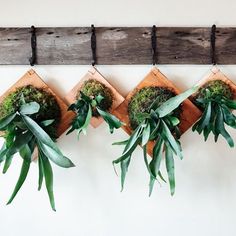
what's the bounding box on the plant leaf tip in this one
[6,200,12,205]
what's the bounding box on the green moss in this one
[196,80,232,100]
[79,79,114,117]
[0,85,61,138]
[128,86,179,130]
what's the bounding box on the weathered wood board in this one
[113,67,202,156]
[0,27,236,64]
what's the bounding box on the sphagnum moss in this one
[0,85,61,138]
[128,86,178,130]
[195,80,233,104]
[79,79,113,117]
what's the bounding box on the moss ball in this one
[0,85,61,138]
[79,79,114,117]
[195,80,232,104]
[128,86,178,130]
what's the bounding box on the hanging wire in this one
[29,25,37,66]
[91,24,97,66]
[210,24,216,65]
[151,25,157,65]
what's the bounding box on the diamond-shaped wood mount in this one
[64,67,124,128]
[113,67,202,156]
[0,69,74,137]
[193,67,236,99]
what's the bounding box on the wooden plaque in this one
[193,66,236,99]
[0,69,74,137]
[64,66,124,128]
[113,67,202,156]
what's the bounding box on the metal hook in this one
[29,25,37,66]
[211,24,216,65]
[91,24,97,66]
[151,25,157,65]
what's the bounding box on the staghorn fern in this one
[192,80,236,147]
[67,79,123,137]
[113,86,198,196]
[0,86,74,211]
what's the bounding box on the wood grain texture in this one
[113,67,202,156]
[0,69,74,137]
[0,27,236,65]
[64,66,124,128]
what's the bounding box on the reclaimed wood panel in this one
[0,27,236,64]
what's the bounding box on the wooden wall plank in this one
[0,27,235,65]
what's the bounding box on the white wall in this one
[0,1,236,236]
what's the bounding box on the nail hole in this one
[7,38,18,41]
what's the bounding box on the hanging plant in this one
[0,70,75,211]
[113,68,201,195]
[192,67,236,147]
[65,67,124,137]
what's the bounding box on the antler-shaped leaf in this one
[193,85,236,147]
[0,99,74,210]
[68,92,123,138]
[113,86,197,195]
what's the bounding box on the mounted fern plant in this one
[192,80,236,147]
[113,86,198,196]
[0,85,74,211]
[67,79,123,137]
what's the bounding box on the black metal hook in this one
[151,25,157,65]
[91,24,97,66]
[29,25,37,66]
[211,24,216,65]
